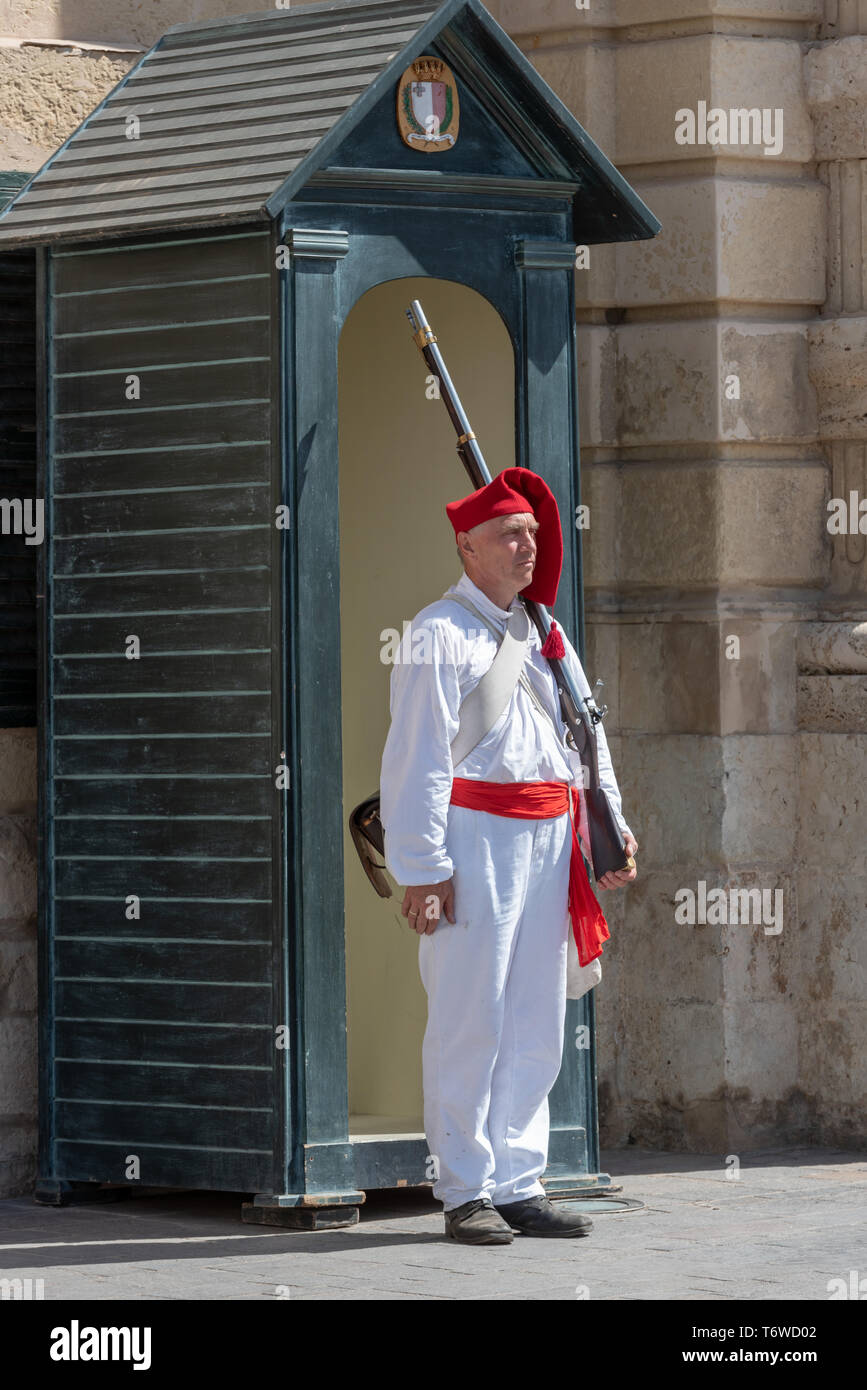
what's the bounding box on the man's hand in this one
[597,834,638,891]
[401,879,456,935]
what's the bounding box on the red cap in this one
[445,466,563,605]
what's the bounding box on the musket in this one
[405,298,634,882]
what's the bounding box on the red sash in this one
[449,777,610,966]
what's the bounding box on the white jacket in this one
[380,571,632,887]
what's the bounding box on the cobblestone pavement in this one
[1,1146,865,1301]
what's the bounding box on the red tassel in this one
[540,621,565,659]
[569,787,610,965]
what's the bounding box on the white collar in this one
[451,571,518,625]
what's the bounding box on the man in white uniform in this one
[380,468,637,1244]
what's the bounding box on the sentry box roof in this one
[0,0,660,248]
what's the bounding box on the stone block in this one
[615,868,728,1001]
[721,734,798,862]
[808,316,867,440]
[0,1015,37,1114]
[795,1003,867,1147]
[0,934,37,1015]
[573,240,618,309]
[798,620,867,673]
[594,459,825,589]
[796,732,867,868]
[0,1115,36,1200]
[616,35,812,166]
[600,997,729,1149]
[720,877,799,998]
[805,36,867,160]
[717,182,825,305]
[795,872,867,1005]
[494,0,821,33]
[826,441,867,600]
[719,618,799,733]
[614,322,719,445]
[717,463,827,587]
[584,619,624,727]
[576,323,618,445]
[619,734,727,866]
[610,179,824,308]
[616,0,821,22]
[722,997,800,1098]
[0,816,37,919]
[619,620,722,734]
[583,454,826,592]
[614,615,797,735]
[613,179,718,306]
[579,455,621,589]
[583,322,817,449]
[721,324,818,442]
[491,0,617,37]
[798,675,867,730]
[0,729,37,811]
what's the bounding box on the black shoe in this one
[444,1197,515,1244]
[493,1194,593,1237]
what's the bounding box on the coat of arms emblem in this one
[397,57,459,153]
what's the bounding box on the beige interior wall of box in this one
[338,276,516,1141]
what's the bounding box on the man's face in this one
[458,511,539,595]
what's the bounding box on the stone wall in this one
[488,0,866,1150]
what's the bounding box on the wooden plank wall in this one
[45,226,282,1191]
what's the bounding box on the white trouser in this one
[418,801,572,1212]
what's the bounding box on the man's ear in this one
[457,530,473,561]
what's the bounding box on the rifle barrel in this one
[408,299,489,491]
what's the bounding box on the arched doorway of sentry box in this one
[338,275,515,1167]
